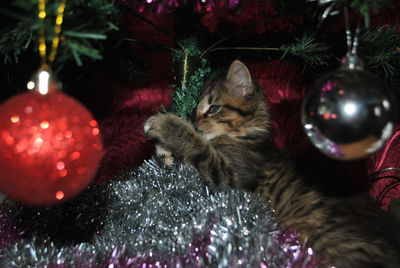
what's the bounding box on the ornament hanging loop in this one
[37,0,67,69]
[343,6,363,70]
[35,0,67,95]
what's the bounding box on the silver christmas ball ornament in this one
[302,57,394,160]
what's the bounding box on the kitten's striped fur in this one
[144,60,400,267]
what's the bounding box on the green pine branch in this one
[359,26,400,87]
[0,0,119,69]
[307,0,394,27]
[309,0,394,15]
[0,22,33,63]
[280,34,332,66]
[349,0,395,26]
[170,38,210,119]
[350,0,394,15]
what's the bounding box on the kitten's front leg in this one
[144,113,205,161]
[144,113,235,185]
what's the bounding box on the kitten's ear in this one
[226,60,253,97]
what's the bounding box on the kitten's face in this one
[195,82,250,140]
[195,60,268,140]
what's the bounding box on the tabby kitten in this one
[144,60,400,267]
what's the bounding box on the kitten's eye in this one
[208,105,222,114]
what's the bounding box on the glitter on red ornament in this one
[89,120,98,127]
[56,161,65,170]
[92,127,100,136]
[71,151,81,160]
[40,120,49,129]
[11,115,20,124]
[0,91,103,206]
[55,191,65,200]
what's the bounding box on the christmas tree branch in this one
[207,47,280,52]
[0,0,119,68]
[350,0,394,15]
[309,0,394,28]
[201,15,281,57]
[205,34,332,66]
[122,5,183,51]
[170,38,210,119]
[280,34,332,65]
[359,26,400,88]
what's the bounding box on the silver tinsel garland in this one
[0,158,317,267]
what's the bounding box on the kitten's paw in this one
[143,120,151,133]
[144,113,165,140]
[155,144,174,166]
[144,113,198,158]
[144,113,181,142]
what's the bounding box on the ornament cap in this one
[341,54,364,71]
[27,68,62,95]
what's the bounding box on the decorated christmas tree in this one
[0,0,399,266]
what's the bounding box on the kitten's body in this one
[144,60,400,267]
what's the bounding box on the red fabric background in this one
[94,1,400,209]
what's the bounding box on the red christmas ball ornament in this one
[0,69,102,205]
